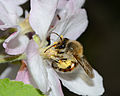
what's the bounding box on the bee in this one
[41,32,94,79]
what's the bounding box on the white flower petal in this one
[0,0,28,5]
[58,69,104,95]
[57,0,68,9]
[14,0,28,5]
[16,6,23,17]
[47,67,64,96]
[0,0,25,16]
[72,0,85,9]
[25,10,29,18]
[0,0,26,28]
[26,40,49,93]
[50,0,85,29]
[0,2,17,27]
[58,0,85,19]
[58,0,85,10]
[0,64,20,79]
[29,0,58,40]
[63,9,88,40]
[51,9,88,43]
[3,27,29,55]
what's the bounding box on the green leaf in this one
[0,54,26,64]
[0,78,45,96]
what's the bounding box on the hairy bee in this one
[41,32,94,78]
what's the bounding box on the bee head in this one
[55,38,69,49]
[44,32,68,53]
[65,41,83,56]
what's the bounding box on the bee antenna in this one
[50,32,63,41]
[44,32,62,53]
[44,44,57,53]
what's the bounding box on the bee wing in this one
[74,56,94,78]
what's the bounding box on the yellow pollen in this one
[60,35,63,38]
[58,60,72,69]
[58,60,62,63]
[53,42,58,47]
[53,42,58,44]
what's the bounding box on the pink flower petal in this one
[26,40,49,93]
[15,60,31,84]
[0,20,4,25]
[29,0,58,40]
[3,27,29,55]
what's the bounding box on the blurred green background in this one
[0,0,120,96]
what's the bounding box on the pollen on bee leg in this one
[53,42,57,44]
[53,42,58,47]
[58,60,62,64]
[60,35,63,39]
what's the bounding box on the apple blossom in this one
[0,0,104,96]
[16,0,104,96]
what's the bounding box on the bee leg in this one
[60,58,67,61]
[57,51,64,54]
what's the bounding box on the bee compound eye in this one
[70,47,74,50]
[55,43,66,49]
[67,42,74,51]
[61,44,65,48]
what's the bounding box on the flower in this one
[0,0,57,80]
[0,0,31,79]
[0,0,33,55]
[0,0,27,29]
[16,0,104,96]
[0,0,34,80]
[0,0,104,95]
[1,0,63,95]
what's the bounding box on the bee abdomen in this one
[52,61,78,72]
